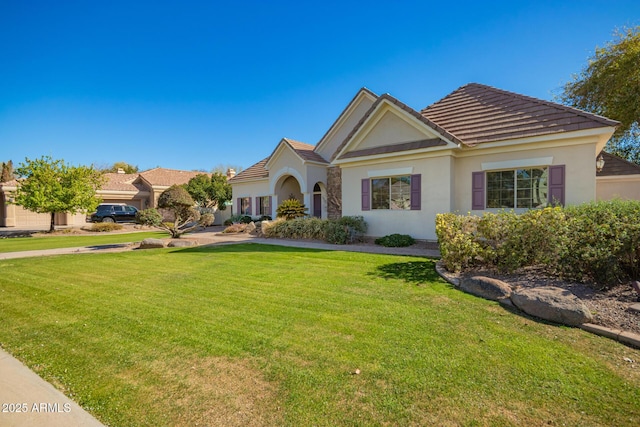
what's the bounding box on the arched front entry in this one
[274,175,303,213]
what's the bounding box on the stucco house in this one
[0,167,232,227]
[230,83,639,241]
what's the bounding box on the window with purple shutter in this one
[361,179,370,211]
[247,197,252,215]
[268,196,272,217]
[472,172,485,210]
[410,174,421,210]
[548,165,565,206]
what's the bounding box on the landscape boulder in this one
[459,276,512,301]
[139,238,166,249]
[244,221,256,234]
[510,286,593,326]
[168,240,197,248]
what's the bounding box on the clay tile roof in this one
[338,138,447,160]
[0,178,19,187]
[101,173,147,192]
[138,168,204,187]
[283,138,328,164]
[227,157,270,183]
[597,151,640,177]
[420,83,620,146]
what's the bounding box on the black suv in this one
[90,204,139,223]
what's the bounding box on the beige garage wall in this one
[596,176,640,201]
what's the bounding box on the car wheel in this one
[102,217,115,223]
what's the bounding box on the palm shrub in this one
[276,199,307,220]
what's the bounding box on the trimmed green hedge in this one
[263,216,367,245]
[436,200,640,288]
[375,234,415,247]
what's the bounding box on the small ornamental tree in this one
[184,172,232,209]
[276,198,308,220]
[136,185,214,238]
[13,156,105,232]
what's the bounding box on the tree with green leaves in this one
[1,160,14,182]
[94,161,140,174]
[558,26,640,163]
[13,156,105,232]
[136,185,214,238]
[184,172,232,209]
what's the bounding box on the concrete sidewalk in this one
[0,230,438,426]
[0,349,105,427]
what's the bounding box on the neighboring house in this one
[0,167,232,227]
[596,151,640,201]
[230,83,635,241]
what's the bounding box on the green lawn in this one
[0,231,166,253]
[0,244,638,426]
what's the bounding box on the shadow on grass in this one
[370,261,441,285]
[172,242,330,255]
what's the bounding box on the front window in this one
[486,168,548,209]
[258,196,270,216]
[371,175,411,210]
[240,197,251,215]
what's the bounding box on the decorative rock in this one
[510,286,593,326]
[244,221,256,233]
[139,238,165,249]
[459,276,512,301]
[168,240,196,247]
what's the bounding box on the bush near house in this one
[90,222,124,232]
[435,200,640,288]
[262,216,367,245]
[375,234,416,247]
[275,198,308,220]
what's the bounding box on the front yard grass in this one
[0,244,638,426]
[0,231,166,253]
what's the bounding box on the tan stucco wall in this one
[453,139,600,213]
[315,95,375,161]
[354,109,438,151]
[231,179,271,215]
[341,155,454,240]
[596,176,640,201]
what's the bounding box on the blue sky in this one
[1,1,638,172]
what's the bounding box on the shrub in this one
[90,222,123,232]
[262,216,367,244]
[225,214,252,226]
[435,200,640,287]
[375,234,415,247]
[276,199,308,220]
[222,223,248,233]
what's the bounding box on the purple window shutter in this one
[472,172,485,210]
[237,198,241,215]
[361,179,370,211]
[410,174,421,210]
[268,196,272,217]
[548,165,566,206]
[255,197,260,215]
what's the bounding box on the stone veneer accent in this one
[326,166,342,220]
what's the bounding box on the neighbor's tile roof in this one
[100,173,147,192]
[597,151,640,177]
[138,168,204,187]
[283,138,328,164]
[420,83,620,146]
[227,157,270,183]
